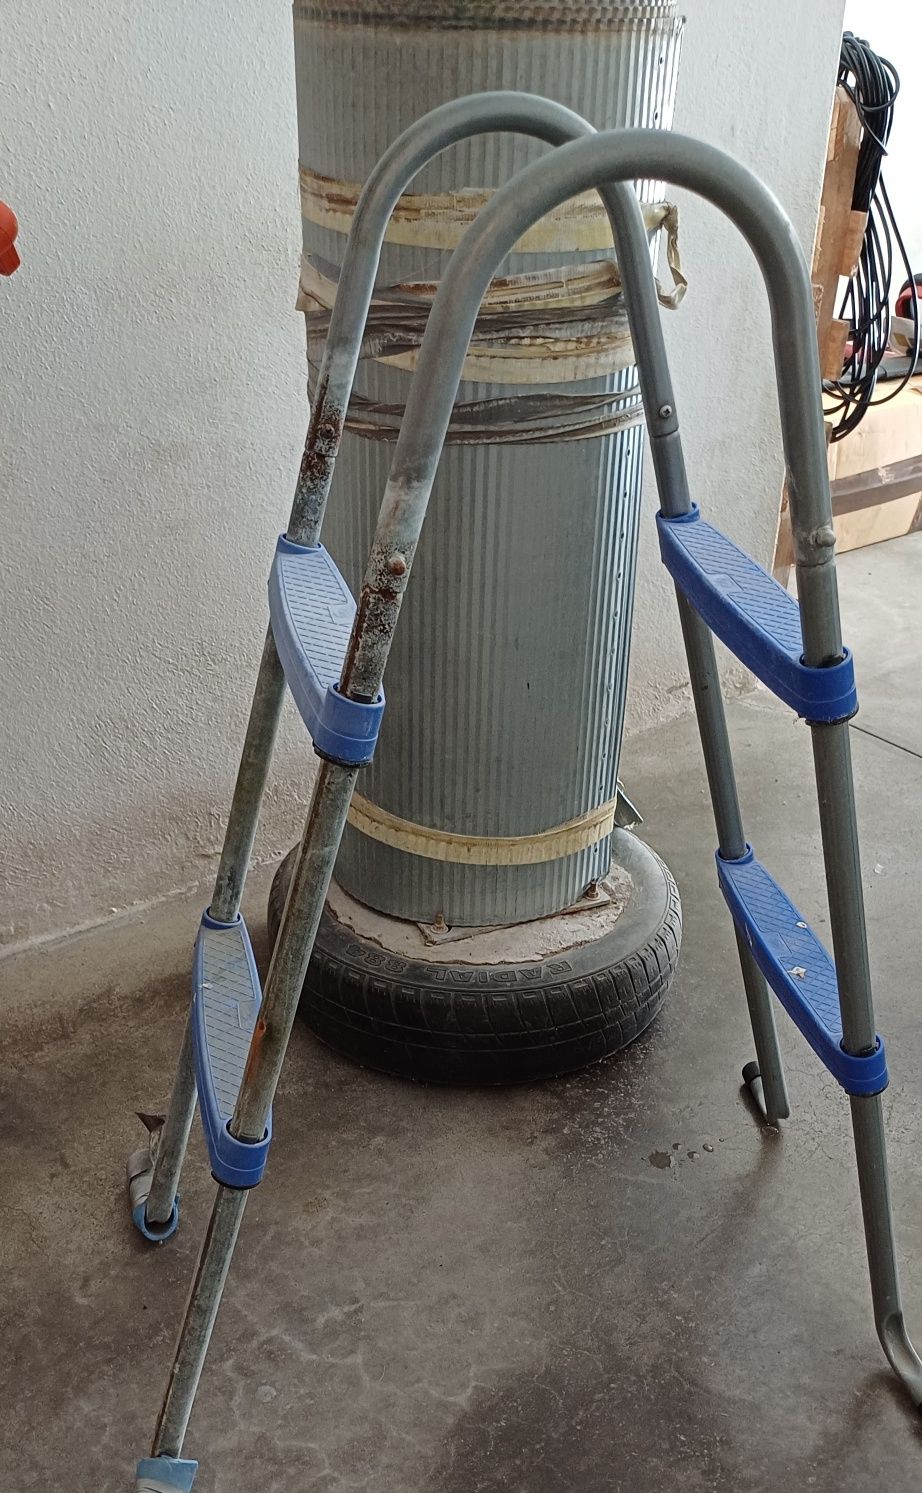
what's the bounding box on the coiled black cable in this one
[824,32,920,441]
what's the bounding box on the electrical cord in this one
[823,32,920,441]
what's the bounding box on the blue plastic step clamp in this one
[657,507,857,722]
[717,848,888,1096]
[268,535,385,765]
[191,911,271,1188]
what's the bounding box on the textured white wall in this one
[0,0,844,948]
[0,2,308,949]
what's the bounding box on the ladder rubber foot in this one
[129,1194,178,1242]
[136,1456,198,1491]
[131,1198,179,1243]
[127,1134,180,1243]
[741,1062,771,1123]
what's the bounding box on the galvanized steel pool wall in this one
[294,0,684,924]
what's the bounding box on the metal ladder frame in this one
[132,108,921,1493]
[130,91,643,1251]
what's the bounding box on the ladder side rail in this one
[140,123,922,1488]
[140,102,684,1476]
[138,91,633,1237]
[326,126,921,1406]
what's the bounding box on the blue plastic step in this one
[717,848,887,1096]
[191,911,271,1188]
[268,535,384,765]
[657,507,857,722]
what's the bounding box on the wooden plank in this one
[828,377,922,552]
[821,318,850,382]
[830,451,922,516]
[812,89,865,351]
[773,87,863,581]
[839,209,867,278]
[835,494,922,553]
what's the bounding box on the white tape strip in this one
[300,166,685,286]
[347,792,620,865]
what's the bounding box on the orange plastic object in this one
[0,202,20,275]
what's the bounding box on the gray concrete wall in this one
[0,0,844,950]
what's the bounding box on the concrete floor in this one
[3,535,922,1491]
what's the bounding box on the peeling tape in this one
[300,166,686,284]
[347,792,620,865]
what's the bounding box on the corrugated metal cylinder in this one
[294,1,683,925]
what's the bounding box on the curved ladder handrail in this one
[340,125,921,1406]
[137,92,654,1252]
[344,128,837,691]
[285,90,666,547]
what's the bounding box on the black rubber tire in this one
[268,829,681,1085]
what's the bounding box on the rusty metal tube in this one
[287,88,651,545]
[140,92,653,1231]
[231,760,358,1142]
[148,760,358,1460]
